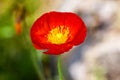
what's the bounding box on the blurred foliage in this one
[0,0,43,80]
[93,64,106,80]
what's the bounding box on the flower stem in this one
[58,55,63,80]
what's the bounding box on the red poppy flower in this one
[30,11,87,55]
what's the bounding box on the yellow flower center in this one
[47,26,70,44]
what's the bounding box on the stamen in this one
[47,26,70,44]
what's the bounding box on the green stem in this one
[58,55,63,80]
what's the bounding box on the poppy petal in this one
[33,43,44,49]
[71,26,87,45]
[64,13,85,43]
[47,12,66,29]
[42,44,73,55]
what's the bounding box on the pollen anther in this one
[47,26,70,44]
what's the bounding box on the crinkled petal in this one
[64,13,86,43]
[35,43,73,55]
[70,26,87,45]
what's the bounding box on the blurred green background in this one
[0,0,44,80]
